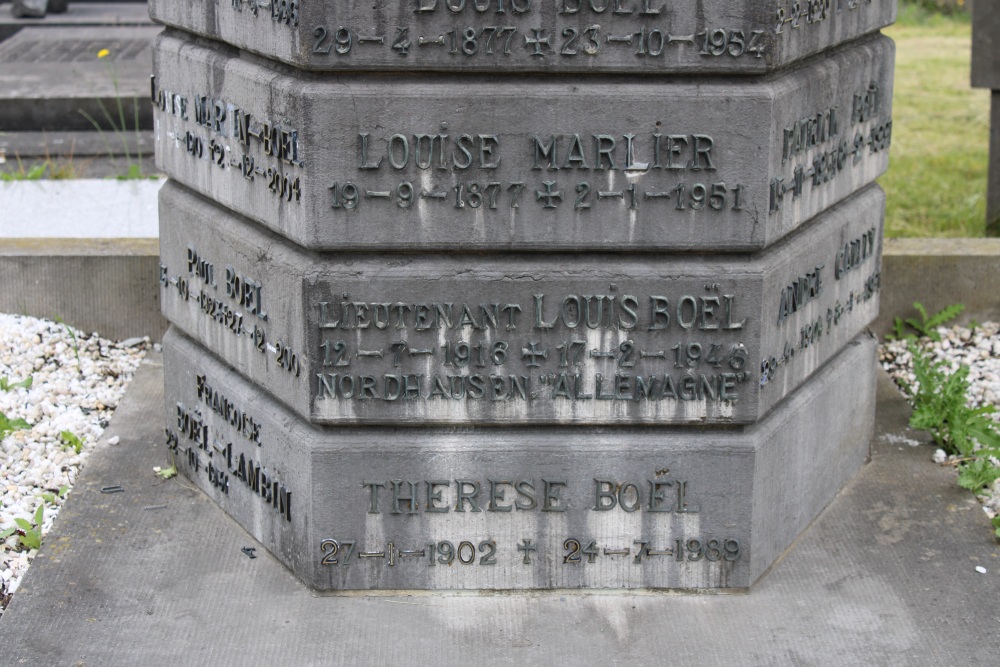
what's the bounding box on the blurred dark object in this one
[12,0,48,18]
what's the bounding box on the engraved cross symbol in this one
[392,28,411,55]
[535,181,563,209]
[517,539,537,564]
[521,342,548,368]
[524,29,552,57]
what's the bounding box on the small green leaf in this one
[926,303,965,330]
[156,465,177,480]
[60,430,83,454]
[21,530,40,550]
[14,518,32,531]
[58,485,70,498]
[40,492,55,504]
[0,375,33,391]
[0,527,16,540]
[33,504,44,526]
[0,411,32,438]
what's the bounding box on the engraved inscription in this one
[769,83,891,213]
[311,288,752,406]
[315,472,741,572]
[153,34,893,250]
[148,0,895,74]
[157,179,884,424]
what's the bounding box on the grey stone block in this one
[972,0,1000,90]
[148,0,895,75]
[162,326,877,591]
[152,32,894,252]
[158,180,884,426]
[0,26,160,132]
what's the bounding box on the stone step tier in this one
[0,26,160,132]
[164,324,877,591]
[158,180,883,426]
[151,30,894,252]
[148,0,896,75]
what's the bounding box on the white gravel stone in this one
[0,314,147,618]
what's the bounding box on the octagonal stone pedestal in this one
[164,327,876,591]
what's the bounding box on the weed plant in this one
[891,303,1000,538]
[78,48,150,180]
[0,154,79,182]
[0,505,43,552]
[0,412,30,439]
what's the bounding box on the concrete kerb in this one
[0,237,165,342]
[873,237,1000,336]
[0,178,165,341]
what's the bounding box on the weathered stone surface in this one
[12,0,47,19]
[972,0,1000,90]
[152,32,894,252]
[158,181,883,426]
[162,325,877,591]
[0,26,160,132]
[148,0,895,75]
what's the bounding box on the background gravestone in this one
[152,1,894,591]
[972,0,1000,236]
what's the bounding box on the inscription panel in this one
[152,32,893,251]
[158,181,883,425]
[162,325,876,590]
[148,0,895,74]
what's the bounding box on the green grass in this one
[0,155,79,181]
[880,10,990,237]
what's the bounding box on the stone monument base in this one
[163,328,876,591]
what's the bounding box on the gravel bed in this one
[0,314,149,618]
[880,321,1000,525]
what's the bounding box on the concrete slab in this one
[0,237,166,341]
[0,178,164,339]
[0,2,155,43]
[1,354,998,664]
[0,25,160,131]
[0,178,161,237]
